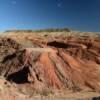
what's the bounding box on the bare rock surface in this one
[0,33,100,99]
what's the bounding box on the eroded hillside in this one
[0,32,100,100]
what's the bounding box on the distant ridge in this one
[5,28,71,33]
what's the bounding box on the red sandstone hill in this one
[0,32,100,99]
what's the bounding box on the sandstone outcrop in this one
[0,34,100,94]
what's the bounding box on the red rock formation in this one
[0,35,100,93]
[26,35,100,92]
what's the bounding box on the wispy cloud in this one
[57,3,62,7]
[11,1,17,5]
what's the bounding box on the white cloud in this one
[11,1,17,5]
[57,3,62,7]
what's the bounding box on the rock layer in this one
[0,35,100,93]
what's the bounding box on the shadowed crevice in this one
[7,67,30,84]
[47,41,68,48]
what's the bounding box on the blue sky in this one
[0,0,100,32]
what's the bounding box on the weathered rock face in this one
[0,38,24,76]
[0,35,100,93]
